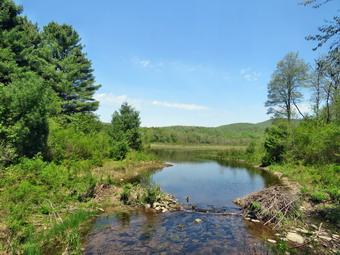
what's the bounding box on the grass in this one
[0,151,168,254]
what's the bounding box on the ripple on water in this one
[85,210,273,255]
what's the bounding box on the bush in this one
[262,123,290,165]
[310,191,330,203]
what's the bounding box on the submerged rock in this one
[194,218,202,223]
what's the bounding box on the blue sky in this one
[16,0,338,127]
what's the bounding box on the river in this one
[85,150,280,254]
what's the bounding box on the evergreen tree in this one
[41,22,101,115]
[111,102,142,154]
[0,0,41,85]
[0,73,50,158]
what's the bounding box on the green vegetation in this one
[0,1,159,254]
[142,120,272,147]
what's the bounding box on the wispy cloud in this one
[94,93,143,107]
[132,58,151,68]
[152,100,210,111]
[132,58,200,73]
[240,67,261,81]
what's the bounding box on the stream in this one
[85,150,280,254]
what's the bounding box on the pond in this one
[85,150,280,254]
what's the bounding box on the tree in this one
[0,0,41,85]
[265,52,310,121]
[0,73,50,158]
[110,102,142,156]
[300,0,339,51]
[316,49,340,123]
[40,22,101,115]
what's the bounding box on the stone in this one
[155,206,162,211]
[267,239,277,244]
[244,217,251,221]
[153,202,160,207]
[286,232,304,244]
[332,234,339,239]
[145,204,151,209]
[319,235,332,241]
[194,218,202,223]
[251,219,260,223]
[162,208,168,213]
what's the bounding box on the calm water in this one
[85,150,279,255]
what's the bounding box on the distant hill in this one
[141,120,274,146]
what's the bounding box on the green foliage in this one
[262,122,290,166]
[40,22,101,115]
[310,191,330,202]
[47,117,111,162]
[0,155,98,253]
[0,74,50,158]
[265,52,310,121]
[110,102,142,158]
[246,140,256,154]
[249,201,261,212]
[142,121,271,146]
[288,120,339,165]
[271,240,297,255]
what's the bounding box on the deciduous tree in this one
[265,52,310,121]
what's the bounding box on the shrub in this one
[310,191,330,203]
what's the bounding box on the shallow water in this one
[85,150,279,254]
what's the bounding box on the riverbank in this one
[206,157,339,254]
[0,154,171,255]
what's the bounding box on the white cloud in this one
[132,58,151,68]
[240,67,261,81]
[296,103,311,114]
[94,93,143,107]
[139,60,150,68]
[152,101,210,111]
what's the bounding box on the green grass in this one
[0,150,162,254]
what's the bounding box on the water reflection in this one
[86,150,278,254]
[151,151,279,209]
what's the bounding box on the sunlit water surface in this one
[85,150,279,254]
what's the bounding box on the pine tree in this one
[41,22,101,114]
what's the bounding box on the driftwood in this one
[234,185,300,229]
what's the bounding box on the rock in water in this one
[194,218,202,223]
[286,232,304,244]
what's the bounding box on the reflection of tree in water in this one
[150,149,207,162]
[138,211,160,243]
[116,213,132,228]
[217,159,280,187]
